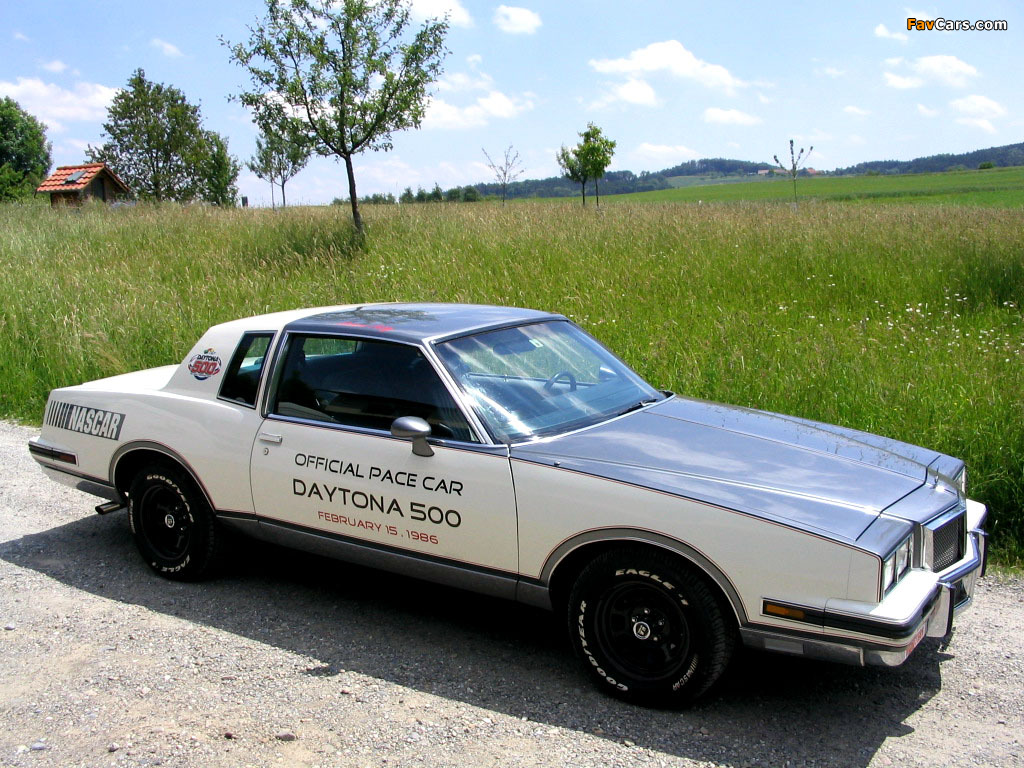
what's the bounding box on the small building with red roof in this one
[36,163,130,207]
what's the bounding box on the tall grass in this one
[2,200,1021,562]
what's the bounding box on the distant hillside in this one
[469,142,1024,200]
[659,158,775,177]
[473,169,673,200]
[834,141,1024,175]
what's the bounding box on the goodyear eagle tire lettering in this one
[129,464,221,581]
[567,547,734,707]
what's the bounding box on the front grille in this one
[932,513,966,571]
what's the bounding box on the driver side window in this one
[271,334,476,442]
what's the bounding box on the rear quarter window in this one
[218,332,274,407]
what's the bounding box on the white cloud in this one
[702,107,761,126]
[493,6,541,34]
[884,55,978,90]
[591,78,658,109]
[843,105,870,116]
[150,38,183,58]
[912,55,977,87]
[590,40,745,94]
[905,9,935,21]
[956,118,996,134]
[436,71,494,92]
[824,67,845,77]
[13,32,30,42]
[884,72,924,89]
[917,103,939,117]
[41,60,67,73]
[466,54,482,67]
[884,57,904,67]
[950,94,1006,119]
[0,77,118,132]
[409,0,472,28]
[875,23,908,42]
[848,134,866,145]
[631,142,700,168]
[757,92,773,104]
[424,90,533,130]
[613,78,657,106]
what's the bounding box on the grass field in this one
[1,198,1022,563]
[622,166,1024,207]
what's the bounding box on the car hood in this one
[510,396,946,543]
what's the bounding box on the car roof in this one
[282,302,565,344]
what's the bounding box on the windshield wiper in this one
[618,399,659,416]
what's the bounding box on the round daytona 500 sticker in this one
[187,348,222,380]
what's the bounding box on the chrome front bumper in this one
[741,523,988,667]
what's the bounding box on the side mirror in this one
[390,416,434,457]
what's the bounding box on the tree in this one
[399,186,414,204]
[247,121,310,207]
[557,123,615,207]
[773,139,813,207]
[202,132,241,206]
[556,145,588,207]
[0,97,51,201]
[88,69,237,203]
[482,145,523,205]
[226,0,449,236]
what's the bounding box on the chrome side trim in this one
[257,519,519,601]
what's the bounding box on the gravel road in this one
[2,421,1022,768]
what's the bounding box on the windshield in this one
[434,320,664,443]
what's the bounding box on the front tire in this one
[128,464,220,581]
[568,547,734,706]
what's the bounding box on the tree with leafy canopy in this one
[482,145,523,205]
[202,132,241,206]
[557,123,615,207]
[247,121,310,207]
[0,97,51,201]
[773,139,813,207]
[88,69,238,203]
[225,0,449,236]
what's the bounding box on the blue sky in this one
[2,1,1020,204]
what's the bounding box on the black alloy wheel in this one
[568,547,735,706]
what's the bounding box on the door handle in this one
[258,432,283,444]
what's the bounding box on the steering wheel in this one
[543,370,578,393]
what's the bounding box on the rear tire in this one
[568,547,734,707]
[128,464,220,581]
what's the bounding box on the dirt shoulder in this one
[2,421,1021,768]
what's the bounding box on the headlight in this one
[882,537,913,595]
[895,538,911,578]
[882,556,896,592]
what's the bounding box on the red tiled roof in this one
[36,163,130,194]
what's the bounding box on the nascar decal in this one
[187,348,222,380]
[45,400,125,440]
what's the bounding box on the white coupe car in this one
[30,303,987,705]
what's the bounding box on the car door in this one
[249,332,519,585]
